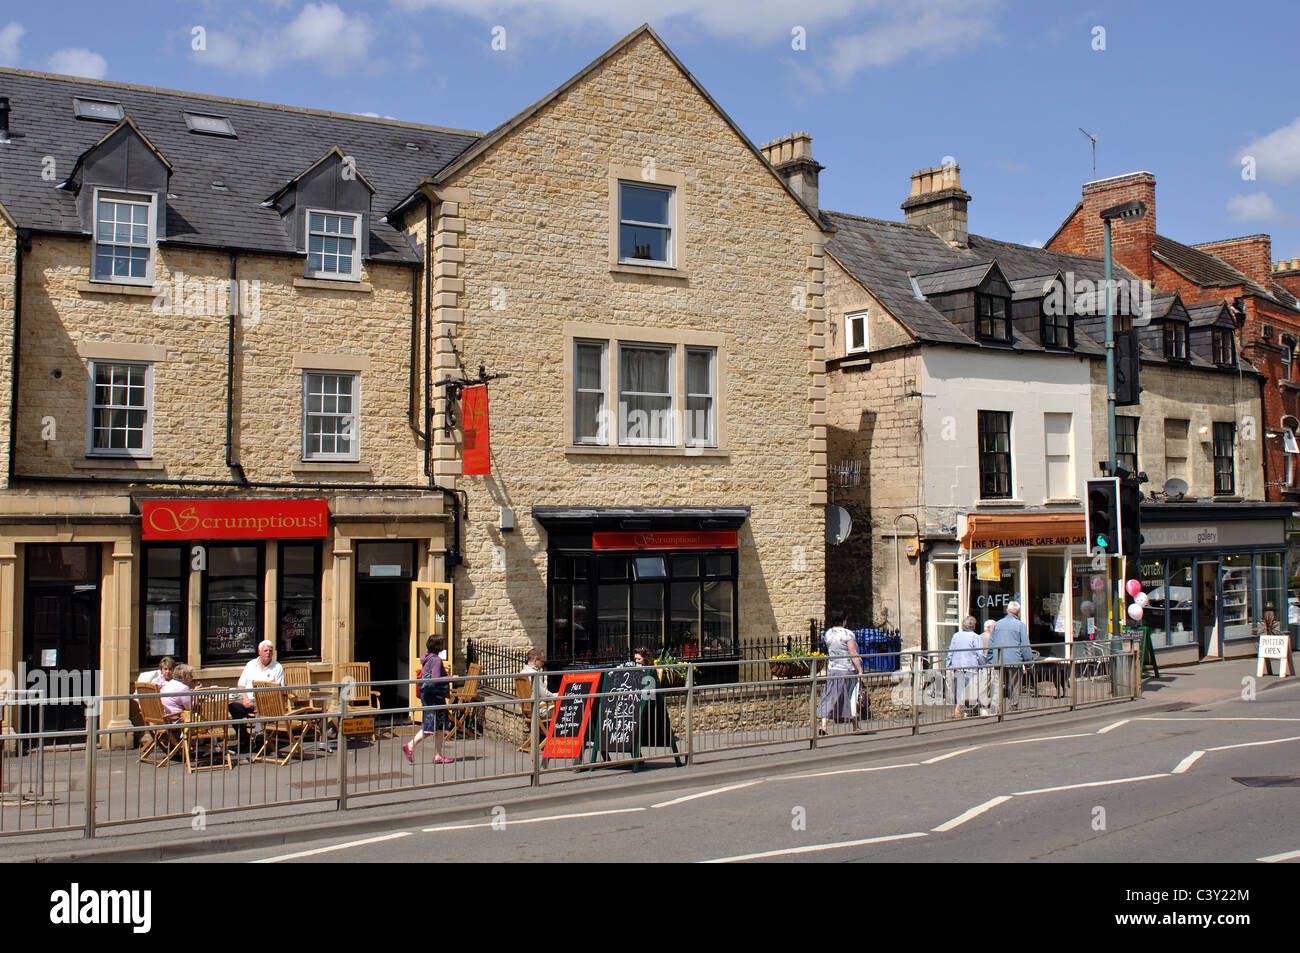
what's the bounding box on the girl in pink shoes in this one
[404,635,453,765]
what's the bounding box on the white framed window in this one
[92,189,155,284]
[88,360,152,457]
[1044,412,1073,499]
[305,210,361,280]
[302,371,359,461]
[685,347,716,447]
[846,311,869,354]
[573,340,608,445]
[619,343,674,446]
[617,182,674,267]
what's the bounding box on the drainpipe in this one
[893,513,921,644]
[409,263,422,439]
[225,252,247,485]
[424,196,433,478]
[7,228,26,486]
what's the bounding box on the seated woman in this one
[137,656,175,689]
[160,664,199,723]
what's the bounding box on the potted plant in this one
[655,649,687,687]
[769,646,826,679]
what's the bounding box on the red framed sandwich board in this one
[542,672,601,760]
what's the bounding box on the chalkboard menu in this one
[598,667,649,755]
[205,602,258,656]
[542,672,601,760]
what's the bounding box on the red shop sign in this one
[592,530,738,550]
[142,500,328,541]
[462,385,490,476]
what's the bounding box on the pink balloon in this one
[1126,579,1142,597]
[1090,577,1105,592]
[1126,603,1144,622]
[1134,592,1150,608]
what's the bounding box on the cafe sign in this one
[592,530,738,550]
[142,499,329,540]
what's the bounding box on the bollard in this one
[995,656,1005,723]
[336,683,348,812]
[808,662,818,748]
[529,672,541,786]
[684,663,695,766]
[83,707,98,839]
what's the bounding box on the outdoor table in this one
[1029,657,1070,698]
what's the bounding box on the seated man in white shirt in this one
[227,641,285,752]
[519,647,559,718]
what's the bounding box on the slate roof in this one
[824,209,1136,355]
[1153,234,1298,312]
[0,68,482,264]
[1186,301,1232,328]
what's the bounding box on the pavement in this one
[0,656,1288,863]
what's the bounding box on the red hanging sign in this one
[592,530,738,550]
[462,385,490,476]
[142,499,328,540]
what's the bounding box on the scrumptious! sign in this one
[142,500,328,540]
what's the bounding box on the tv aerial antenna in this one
[1078,127,1098,179]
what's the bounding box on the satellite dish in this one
[825,505,852,546]
[1162,477,1188,501]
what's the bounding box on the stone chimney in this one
[1194,234,1273,287]
[761,132,823,212]
[1275,257,1300,297]
[901,164,971,248]
[1052,172,1159,282]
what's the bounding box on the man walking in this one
[988,602,1033,711]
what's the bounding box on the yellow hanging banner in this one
[975,547,1001,582]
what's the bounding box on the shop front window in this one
[970,556,1020,626]
[1254,552,1285,634]
[141,544,187,664]
[202,544,263,663]
[1166,558,1195,646]
[1070,559,1104,642]
[1220,554,1253,641]
[933,559,960,649]
[1027,554,1066,651]
[1139,557,1168,648]
[278,543,320,658]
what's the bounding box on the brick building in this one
[0,25,828,733]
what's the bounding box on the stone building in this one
[818,160,1279,664]
[0,24,828,734]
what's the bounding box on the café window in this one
[277,543,321,658]
[141,544,187,664]
[202,544,263,663]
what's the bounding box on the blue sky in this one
[2,0,1297,260]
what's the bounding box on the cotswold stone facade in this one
[395,29,828,655]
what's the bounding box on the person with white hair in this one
[228,640,285,753]
[988,601,1033,711]
[946,616,988,718]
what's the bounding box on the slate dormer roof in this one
[0,67,482,265]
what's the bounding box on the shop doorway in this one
[22,545,101,735]
[1027,554,1066,653]
[354,542,417,711]
[1194,560,1219,658]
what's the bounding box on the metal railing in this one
[0,639,1138,840]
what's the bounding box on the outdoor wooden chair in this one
[282,663,316,709]
[445,663,482,741]
[334,662,381,741]
[181,689,234,773]
[136,686,181,767]
[251,682,320,765]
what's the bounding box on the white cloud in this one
[193,3,373,77]
[1237,116,1300,183]
[826,1,1001,82]
[0,22,23,67]
[1027,238,1044,248]
[47,47,107,79]
[1226,193,1284,223]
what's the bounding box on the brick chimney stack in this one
[760,132,823,213]
[1275,257,1300,298]
[1060,172,1159,283]
[901,164,971,248]
[1194,235,1273,287]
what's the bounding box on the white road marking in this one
[1097,719,1129,734]
[422,807,645,833]
[253,831,412,863]
[922,746,982,764]
[931,796,1012,832]
[1258,847,1300,863]
[702,831,929,863]
[1172,751,1204,774]
[1205,735,1300,752]
[776,762,920,781]
[995,732,1092,745]
[651,781,761,808]
[1012,773,1169,796]
[1136,717,1300,722]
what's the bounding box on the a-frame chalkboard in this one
[588,666,682,770]
[541,672,601,761]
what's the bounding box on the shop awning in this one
[531,505,750,533]
[962,512,1085,550]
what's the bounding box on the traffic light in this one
[1119,477,1142,560]
[1086,477,1121,554]
[1115,329,1141,406]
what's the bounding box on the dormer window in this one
[977,293,1011,342]
[1041,307,1072,349]
[306,210,361,281]
[1212,327,1235,366]
[93,189,155,284]
[1163,321,1188,361]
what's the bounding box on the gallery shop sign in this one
[142,500,328,540]
[591,530,739,550]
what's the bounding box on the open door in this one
[409,582,454,722]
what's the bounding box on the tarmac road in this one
[192,678,1300,864]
